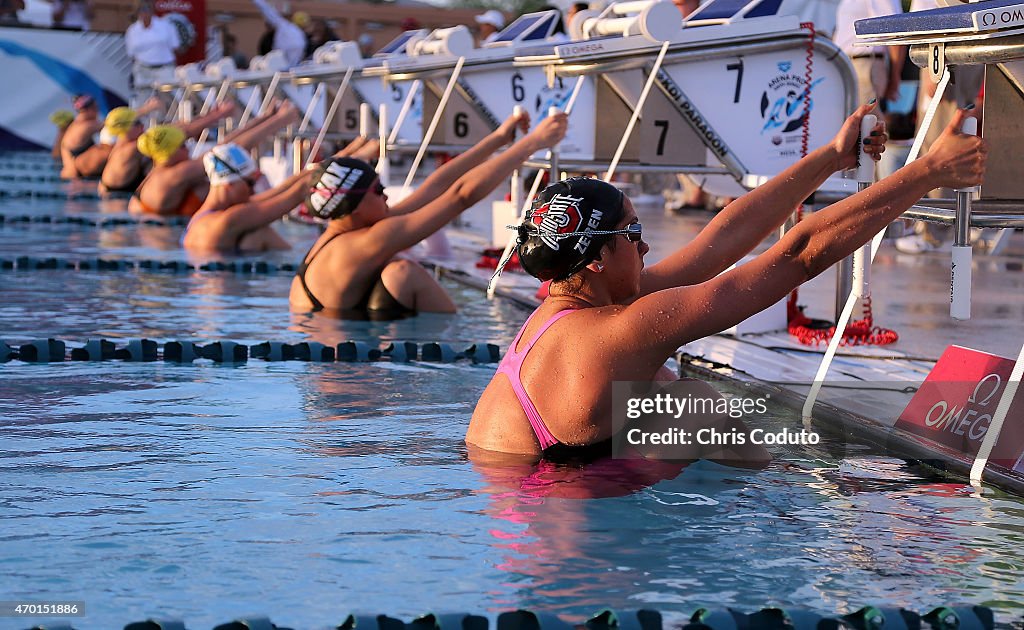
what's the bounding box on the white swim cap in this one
[204,143,258,186]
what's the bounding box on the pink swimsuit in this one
[495,309,578,450]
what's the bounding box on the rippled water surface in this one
[2,153,1024,628]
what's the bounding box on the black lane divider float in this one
[0,214,187,228]
[0,257,296,274]
[0,189,103,200]
[24,604,1000,630]
[0,338,502,364]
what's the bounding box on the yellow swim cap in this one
[292,10,310,27]
[49,110,75,129]
[138,125,186,164]
[105,107,139,137]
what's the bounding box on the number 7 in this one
[726,60,744,104]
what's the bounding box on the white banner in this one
[0,26,131,150]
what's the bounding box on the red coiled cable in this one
[786,22,899,347]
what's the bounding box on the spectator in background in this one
[358,33,374,57]
[250,0,306,65]
[303,16,338,59]
[218,27,249,69]
[566,2,589,28]
[52,0,93,30]
[834,0,906,106]
[474,9,505,45]
[672,0,699,19]
[0,0,23,24]
[540,5,569,41]
[125,0,181,89]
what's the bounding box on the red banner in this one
[897,345,1024,472]
[155,0,206,64]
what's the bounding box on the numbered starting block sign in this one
[371,11,585,150]
[513,6,853,193]
[655,40,850,195]
[422,65,592,152]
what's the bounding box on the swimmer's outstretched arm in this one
[389,111,530,216]
[640,102,887,295]
[220,102,298,151]
[620,109,985,359]
[366,113,566,256]
[175,102,237,140]
[223,169,315,232]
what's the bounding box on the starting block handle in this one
[853,114,876,299]
[548,106,561,182]
[510,105,524,212]
[856,115,877,185]
[951,115,978,321]
[378,103,390,186]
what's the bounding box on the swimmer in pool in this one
[288,110,568,319]
[181,143,306,253]
[59,95,107,180]
[182,136,383,254]
[129,101,297,216]
[467,104,987,463]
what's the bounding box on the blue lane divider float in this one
[0,215,189,228]
[21,605,1001,630]
[1,338,504,365]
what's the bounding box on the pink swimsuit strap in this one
[496,308,579,450]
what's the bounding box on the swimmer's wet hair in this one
[516,177,625,281]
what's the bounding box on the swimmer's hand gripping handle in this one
[955,116,979,193]
[951,115,977,321]
[853,114,877,299]
[856,115,877,185]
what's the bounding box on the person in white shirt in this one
[52,0,93,30]
[474,9,505,46]
[834,0,906,106]
[125,0,181,89]
[250,0,306,66]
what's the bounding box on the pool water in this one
[2,152,1024,629]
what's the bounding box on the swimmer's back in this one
[467,302,666,457]
[289,228,392,311]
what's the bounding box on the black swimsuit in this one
[296,232,416,320]
[67,138,94,158]
[102,158,150,193]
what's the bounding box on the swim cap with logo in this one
[104,107,139,137]
[203,143,258,186]
[516,177,625,281]
[137,125,186,164]
[305,157,378,220]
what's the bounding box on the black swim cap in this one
[306,157,378,220]
[516,177,625,281]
